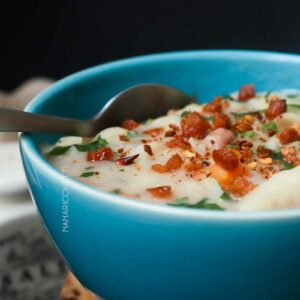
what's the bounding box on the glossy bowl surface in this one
[20,51,300,300]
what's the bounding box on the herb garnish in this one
[240,130,255,138]
[287,104,300,113]
[270,151,295,170]
[48,135,108,155]
[126,130,139,139]
[220,191,231,201]
[265,91,272,98]
[80,171,96,177]
[222,95,235,101]
[111,189,122,195]
[180,111,190,117]
[48,145,72,155]
[261,121,278,133]
[168,198,224,210]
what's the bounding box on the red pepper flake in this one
[146,185,172,199]
[87,147,114,162]
[238,84,256,101]
[143,127,164,137]
[144,144,153,156]
[121,119,139,130]
[115,154,139,166]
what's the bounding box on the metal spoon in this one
[0,84,194,137]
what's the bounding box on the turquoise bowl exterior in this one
[20,51,300,300]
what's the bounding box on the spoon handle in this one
[0,108,89,136]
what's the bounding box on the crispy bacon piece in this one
[143,127,164,137]
[166,154,183,171]
[212,149,239,171]
[115,154,139,166]
[151,164,169,173]
[184,158,204,172]
[256,145,272,158]
[224,176,256,197]
[265,99,287,120]
[203,96,223,113]
[152,154,182,173]
[238,84,256,101]
[121,119,139,130]
[278,128,300,144]
[143,144,153,156]
[232,117,253,132]
[146,185,172,198]
[87,147,114,162]
[213,112,231,129]
[181,112,212,139]
[166,135,191,150]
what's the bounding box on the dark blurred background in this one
[1,0,299,90]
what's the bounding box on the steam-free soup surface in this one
[45,85,300,211]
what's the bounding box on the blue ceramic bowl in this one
[20,51,300,300]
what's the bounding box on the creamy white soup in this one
[45,85,300,211]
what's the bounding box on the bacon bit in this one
[165,130,176,137]
[143,144,153,156]
[184,158,204,172]
[119,134,129,141]
[248,162,257,169]
[146,186,172,199]
[115,154,139,166]
[281,146,300,166]
[152,154,182,173]
[151,164,169,173]
[224,176,256,197]
[265,99,287,120]
[121,119,139,130]
[166,154,183,171]
[166,135,191,150]
[87,147,114,162]
[238,84,256,101]
[213,112,231,129]
[169,123,180,131]
[203,96,223,113]
[212,149,240,171]
[278,128,300,144]
[257,145,272,158]
[181,112,212,139]
[117,148,124,154]
[232,117,253,132]
[143,127,164,137]
[258,157,273,165]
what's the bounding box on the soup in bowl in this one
[20,51,300,300]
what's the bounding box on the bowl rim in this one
[20,49,300,221]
